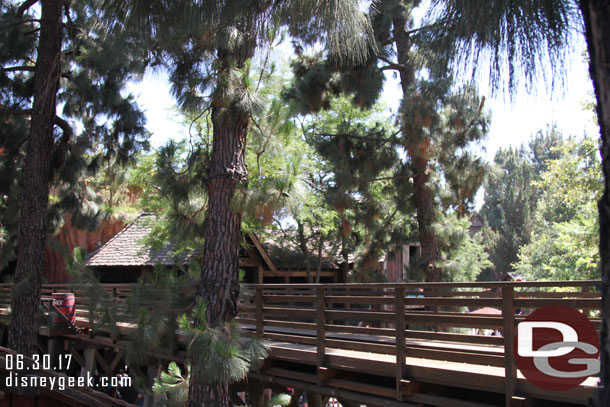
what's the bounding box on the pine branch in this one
[2,65,36,73]
[381,37,395,46]
[250,115,272,181]
[405,23,438,36]
[379,65,400,72]
[356,174,411,183]
[378,56,406,70]
[17,0,38,19]
[0,19,41,29]
[312,132,388,142]
[0,108,33,116]
[23,27,40,36]
[54,115,73,142]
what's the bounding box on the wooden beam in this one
[94,349,111,375]
[109,349,125,373]
[502,287,517,407]
[248,232,276,272]
[80,346,95,378]
[395,286,407,400]
[70,349,85,370]
[316,286,326,378]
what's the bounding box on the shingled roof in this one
[260,229,353,270]
[86,214,198,267]
[86,213,276,270]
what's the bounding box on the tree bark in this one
[8,0,62,357]
[580,1,610,405]
[188,107,248,407]
[188,31,253,405]
[297,220,313,283]
[392,14,442,282]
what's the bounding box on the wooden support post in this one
[80,346,95,378]
[395,286,407,400]
[47,338,59,369]
[316,286,326,376]
[247,379,266,407]
[307,391,324,407]
[257,264,264,285]
[255,286,264,337]
[502,286,517,407]
[290,389,303,407]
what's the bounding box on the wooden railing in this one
[0,280,601,404]
[237,281,601,402]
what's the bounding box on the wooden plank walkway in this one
[0,281,602,407]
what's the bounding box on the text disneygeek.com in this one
[4,372,132,391]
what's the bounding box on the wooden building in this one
[85,214,341,284]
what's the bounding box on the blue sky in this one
[127,16,598,162]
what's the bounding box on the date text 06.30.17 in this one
[5,354,72,371]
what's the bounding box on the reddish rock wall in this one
[43,215,125,283]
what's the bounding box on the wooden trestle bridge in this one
[0,280,602,407]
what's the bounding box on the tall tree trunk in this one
[411,154,441,282]
[581,1,610,405]
[8,0,62,357]
[188,37,253,406]
[189,107,248,407]
[297,220,313,283]
[392,14,442,282]
[340,233,349,283]
[315,235,324,283]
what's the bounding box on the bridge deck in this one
[0,280,601,407]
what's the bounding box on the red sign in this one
[515,305,599,391]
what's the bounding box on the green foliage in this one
[285,2,491,282]
[184,316,268,384]
[268,393,291,407]
[0,0,149,269]
[425,0,579,92]
[152,362,189,407]
[480,128,563,279]
[434,214,492,282]
[292,94,414,282]
[515,137,602,281]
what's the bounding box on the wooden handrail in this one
[246,280,600,289]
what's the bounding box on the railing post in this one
[316,286,326,373]
[255,287,264,337]
[502,286,516,407]
[395,286,407,400]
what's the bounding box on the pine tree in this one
[480,130,563,279]
[100,1,374,404]
[285,0,490,282]
[0,0,148,356]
